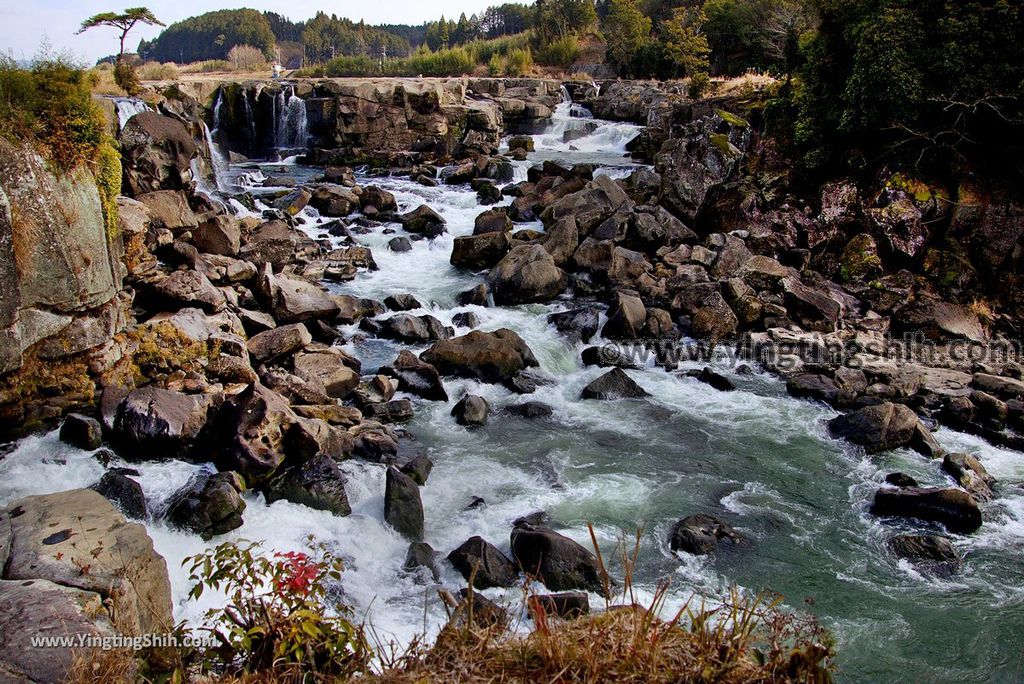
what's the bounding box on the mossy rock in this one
[715,109,749,129]
[709,133,739,156]
[94,139,121,242]
[886,172,947,205]
[839,233,883,282]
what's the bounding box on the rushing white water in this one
[528,96,641,162]
[112,96,151,130]
[275,85,308,153]
[3,96,1023,682]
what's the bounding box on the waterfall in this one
[242,89,256,143]
[112,97,151,129]
[529,96,641,156]
[559,85,571,103]
[211,89,224,136]
[274,86,308,152]
[199,89,230,193]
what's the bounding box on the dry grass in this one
[137,61,180,81]
[712,72,778,97]
[88,65,123,95]
[66,648,136,684]
[369,528,834,684]
[65,533,834,684]
[970,298,996,326]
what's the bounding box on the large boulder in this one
[451,232,512,270]
[382,350,448,401]
[546,175,633,234]
[690,291,738,340]
[669,514,743,555]
[887,534,962,577]
[246,322,312,363]
[90,470,147,519]
[359,185,397,213]
[827,402,940,456]
[384,467,424,541]
[655,114,746,222]
[548,307,600,344]
[421,329,538,383]
[0,489,173,636]
[399,204,447,238]
[239,220,319,267]
[0,140,122,373]
[292,346,360,399]
[210,383,298,482]
[510,525,608,596]
[150,269,226,313]
[452,394,490,426]
[541,216,579,266]
[488,244,567,304]
[0,578,117,684]
[942,452,995,502]
[258,265,340,324]
[120,111,197,194]
[378,313,453,343]
[192,215,241,256]
[891,295,986,343]
[111,386,217,460]
[310,184,359,217]
[59,413,102,450]
[166,471,246,540]
[870,487,982,534]
[263,454,351,515]
[447,536,519,589]
[136,190,198,232]
[601,292,647,340]
[580,368,649,400]
[474,208,513,234]
[272,188,311,216]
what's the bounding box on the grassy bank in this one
[294,32,560,79]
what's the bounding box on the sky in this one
[0,0,504,63]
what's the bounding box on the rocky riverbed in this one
[1,77,1022,682]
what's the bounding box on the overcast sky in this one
[0,0,507,63]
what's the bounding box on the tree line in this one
[135,4,541,66]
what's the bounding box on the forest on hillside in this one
[132,0,1021,186]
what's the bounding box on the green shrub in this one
[183,539,371,677]
[401,45,476,77]
[488,53,504,77]
[113,61,140,96]
[504,47,533,76]
[323,55,379,77]
[688,72,712,99]
[536,35,580,68]
[465,32,531,64]
[0,57,107,170]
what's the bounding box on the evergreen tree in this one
[602,0,651,75]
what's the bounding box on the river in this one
[2,94,1022,683]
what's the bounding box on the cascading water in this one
[242,89,257,143]
[112,96,151,129]
[3,89,1024,683]
[526,94,642,168]
[196,90,230,194]
[274,85,309,154]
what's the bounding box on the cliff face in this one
[156,77,561,164]
[0,140,126,376]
